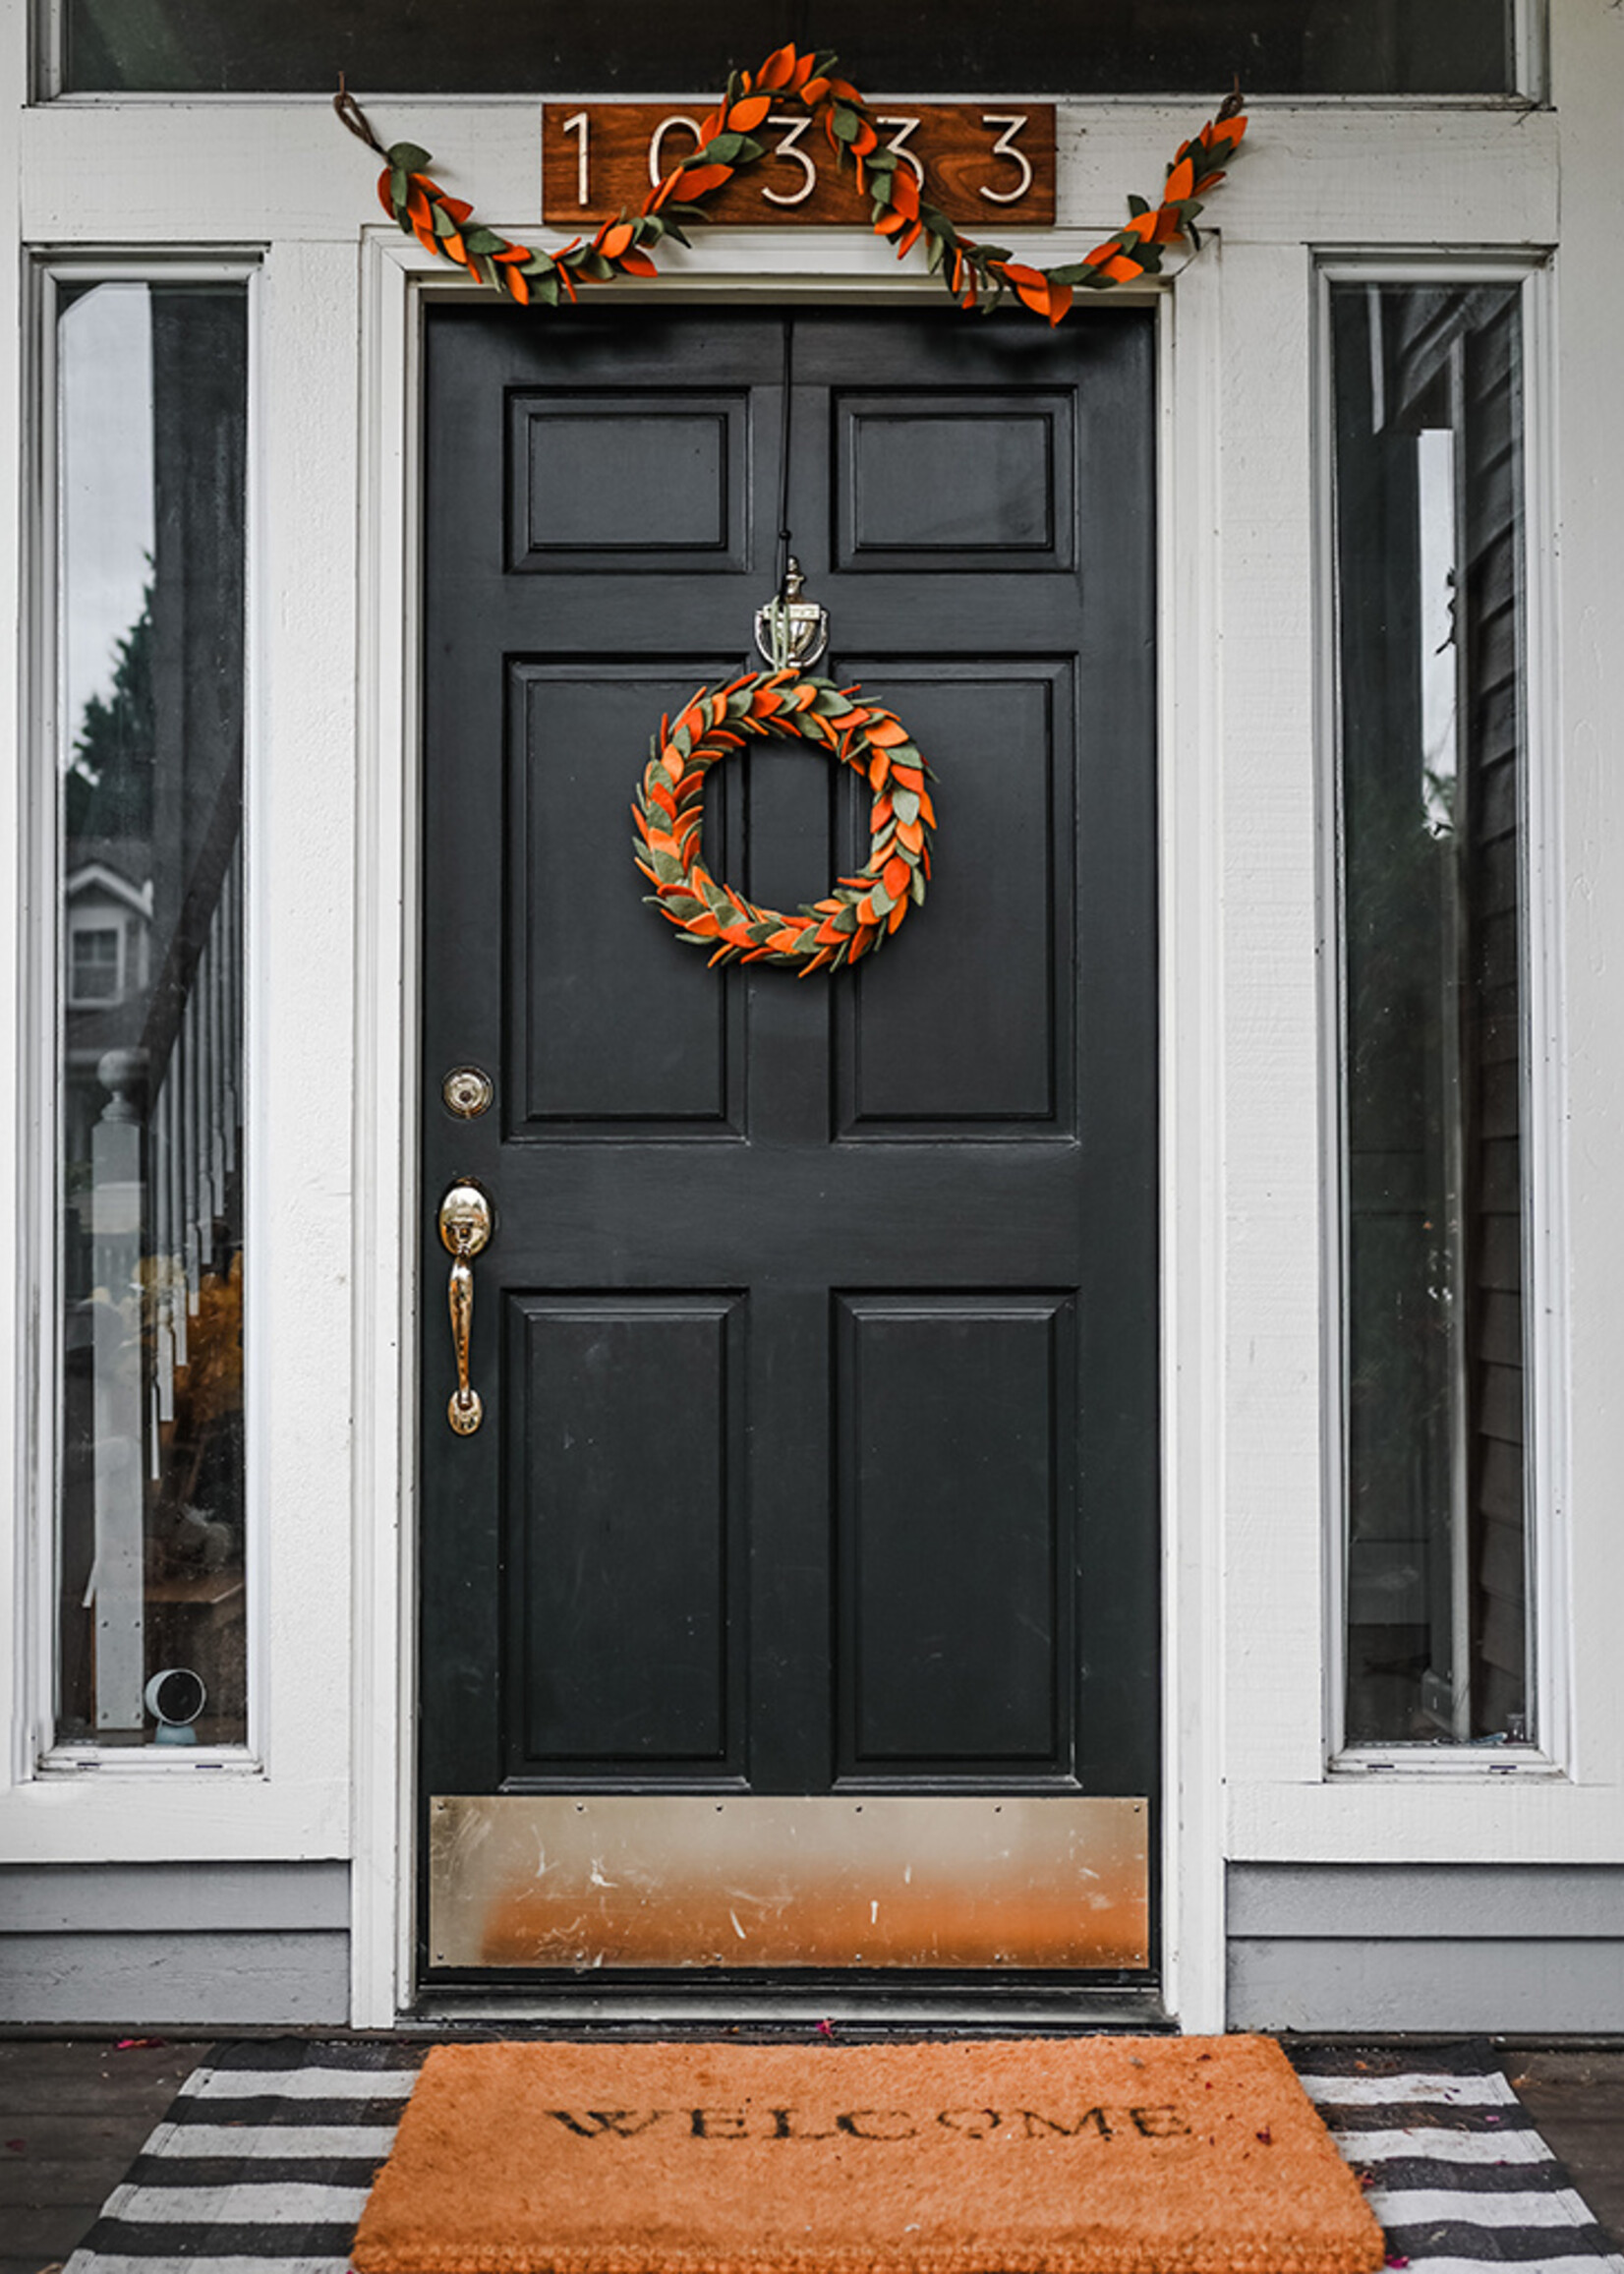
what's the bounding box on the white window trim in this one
[1314,252,1570,1778]
[0,245,353,1857]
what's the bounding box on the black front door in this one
[418,303,1159,2001]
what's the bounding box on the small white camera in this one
[144,1666,206,1743]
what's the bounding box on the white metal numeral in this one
[648,113,704,188]
[979,112,1033,204]
[877,115,924,187]
[762,113,818,205]
[560,110,591,207]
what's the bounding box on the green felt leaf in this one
[1128,194,1150,217]
[891,787,920,824]
[704,131,747,162]
[866,146,899,171]
[831,105,861,143]
[909,868,927,905]
[650,849,686,885]
[867,881,896,918]
[388,168,409,209]
[431,202,459,236]
[670,724,692,759]
[926,234,946,274]
[386,141,433,171]
[463,225,506,256]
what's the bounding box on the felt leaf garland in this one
[334,53,1247,322]
[630,671,936,973]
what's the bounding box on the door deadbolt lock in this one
[438,1180,493,1435]
[442,1064,494,1120]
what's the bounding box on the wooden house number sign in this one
[543,102,1056,228]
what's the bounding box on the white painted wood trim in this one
[344,226,1232,2026]
[1158,247,1228,2032]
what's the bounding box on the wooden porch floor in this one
[1,2038,1620,2274]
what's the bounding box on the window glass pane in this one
[1332,279,1529,1747]
[56,280,248,1748]
[64,0,1514,95]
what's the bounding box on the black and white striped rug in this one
[62,2039,1623,2274]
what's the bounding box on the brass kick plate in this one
[429,1794,1148,1970]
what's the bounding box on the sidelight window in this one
[48,272,251,1751]
[1327,272,1538,1751]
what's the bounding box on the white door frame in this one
[347,224,1230,2027]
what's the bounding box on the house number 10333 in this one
[542,101,1057,229]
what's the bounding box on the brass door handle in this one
[438,1180,493,1435]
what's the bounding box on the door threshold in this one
[409,1985,1171,2034]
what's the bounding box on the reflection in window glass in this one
[1332,280,1529,1747]
[55,281,248,1748]
[64,0,1513,94]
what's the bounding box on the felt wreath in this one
[632,670,936,973]
[335,46,1247,325]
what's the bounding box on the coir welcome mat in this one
[350,2035,1386,2274]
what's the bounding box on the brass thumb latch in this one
[438,1180,493,1435]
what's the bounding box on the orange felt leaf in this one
[875,209,908,238]
[617,248,660,277]
[442,232,468,265]
[728,93,772,131]
[600,220,634,260]
[868,753,892,791]
[687,912,724,939]
[1126,208,1159,243]
[377,170,396,218]
[758,42,796,88]
[888,169,921,219]
[768,926,803,953]
[888,900,908,933]
[917,789,938,828]
[1164,155,1195,204]
[856,896,878,926]
[896,218,924,259]
[850,119,878,156]
[815,919,848,946]
[506,267,531,306]
[493,241,532,262]
[827,78,862,102]
[412,222,439,257]
[866,717,909,746]
[1046,282,1073,327]
[847,925,874,962]
[1226,114,1249,145]
[889,763,923,789]
[661,747,685,782]
[898,819,925,853]
[1104,253,1143,283]
[787,53,814,90]
[405,185,431,226]
[798,945,837,975]
[801,75,831,104]
[1083,242,1118,268]
[871,796,895,831]
[677,163,734,199]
